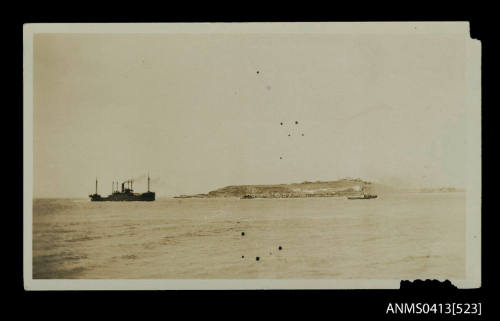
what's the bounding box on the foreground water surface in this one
[32,193,465,279]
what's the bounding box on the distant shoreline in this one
[173,178,464,199]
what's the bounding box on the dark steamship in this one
[89,174,155,201]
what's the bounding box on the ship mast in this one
[95,178,98,194]
[148,173,150,192]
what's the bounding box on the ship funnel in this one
[122,183,124,192]
[95,178,98,194]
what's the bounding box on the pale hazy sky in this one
[33,32,467,197]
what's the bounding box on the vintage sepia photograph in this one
[23,22,481,290]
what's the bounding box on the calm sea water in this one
[32,193,465,279]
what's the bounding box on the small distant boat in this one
[347,194,378,200]
[241,194,255,199]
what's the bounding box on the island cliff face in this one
[176,178,382,199]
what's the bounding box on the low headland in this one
[174,178,465,199]
[176,178,382,199]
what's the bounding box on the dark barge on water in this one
[347,194,377,200]
[89,175,155,201]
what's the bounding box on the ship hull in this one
[90,192,155,201]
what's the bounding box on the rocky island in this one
[175,178,386,199]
